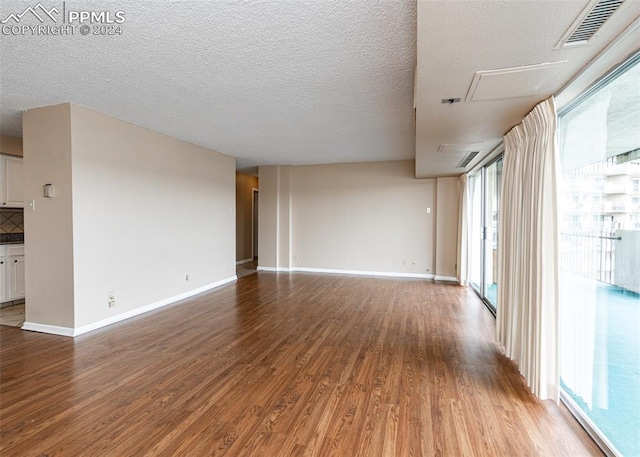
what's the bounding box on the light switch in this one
[427,207,431,214]
[29,199,36,211]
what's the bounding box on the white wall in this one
[435,177,460,280]
[23,103,236,334]
[70,105,236,328]
[278,166,292,270]
[259,161,438,277]
[258,166,279,268]
[23,104,75,328]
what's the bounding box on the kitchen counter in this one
[0,234,24,244]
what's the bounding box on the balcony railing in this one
[603,185,627,194]
[603,204,626,212]
[560,231,620,285]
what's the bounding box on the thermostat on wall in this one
[43,183,54,198]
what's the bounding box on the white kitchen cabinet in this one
[0,247,6,303]
[1,245,25,302]
[8,258,25,299]
[0,154,24,208]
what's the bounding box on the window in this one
[558,53,640,456]
[484,158,502,308]
[469,173,482,293]
[469,157,502,311]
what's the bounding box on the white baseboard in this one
[295,267,432,279]
[434,275,458,282]
[258,265,433,279]
[22,275,238,338]
[21,322,75,337]
[236,258,253,265]
[257,266,287,272]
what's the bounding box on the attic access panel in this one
[466,61,567,102]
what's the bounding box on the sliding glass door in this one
[469,173,483,292]
[484,158,502,307]
[469,157,502,311]
[558,53,640,456]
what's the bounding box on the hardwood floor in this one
[0,273,601,456]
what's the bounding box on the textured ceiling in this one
[0,1,416,170]
[415,0,640,178]
[2,1,638,177]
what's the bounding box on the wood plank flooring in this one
[0,273,601,456]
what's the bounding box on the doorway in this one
[235,174,258,278]
[252,188,259,261]
[236,187,258,278]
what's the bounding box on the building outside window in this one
[557,52,640,456]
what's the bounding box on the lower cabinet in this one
[8,254,25,299]
[0,252,6,303]
[0,245,25,303]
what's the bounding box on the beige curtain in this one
[457,174,469,286]
[497,97,560,402]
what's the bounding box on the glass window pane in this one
[558,55,640,456]
[484,158,502,308]
[469,174,482,292]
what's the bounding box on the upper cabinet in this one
[0,154,24,208]
[0,135,23,158]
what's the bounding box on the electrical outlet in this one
[402,259,406,265]
[186,274,190,281]
[108,292,116,308]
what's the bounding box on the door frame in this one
[251,188,259,260]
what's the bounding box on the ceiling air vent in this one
[456,151,480,169]
[556,0,625,48]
